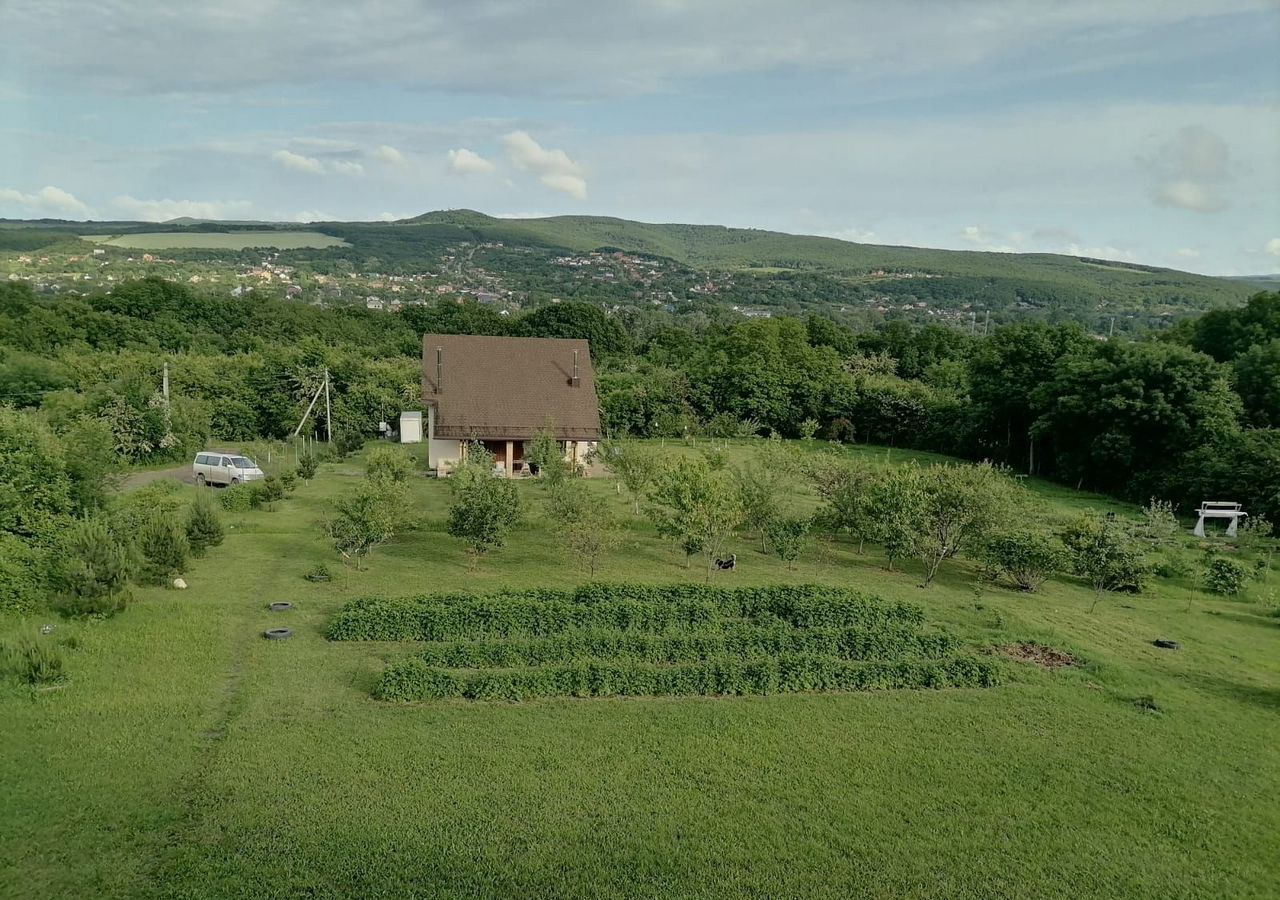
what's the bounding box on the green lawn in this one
[2,443,1278,899]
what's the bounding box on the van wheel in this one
[196,474,206,486]
[231,477,240,485]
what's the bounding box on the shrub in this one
[3,636,65,685]
[297,453,318,482]
[277,469,298,492]
[410,624,958,669]
[56,516,135,616]
[0,534,44,615]
[255,475,287,505]
[137,513,190,585]
[1204,557,1248,596]
[374,653,1001,702]
[327,584,926,642]
[185,492,225,558]
[366,447,415,484]
[979,530,1066,592]
[218,483,255,512]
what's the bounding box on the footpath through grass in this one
[2,443,1278,899]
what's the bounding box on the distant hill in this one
[400,210,1254,313]
[1226,274,1280,290]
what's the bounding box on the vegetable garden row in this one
[327,584,1002,702]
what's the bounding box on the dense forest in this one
[1,277,1277,612]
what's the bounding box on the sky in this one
[1,1,1277,275]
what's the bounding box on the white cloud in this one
[329,160,365,176]
[272,148,365,176]
[272,149,326,174]
[113,196,254,222]
[1176,247,1200,259]
[501,131,587,198]
[1143,125,1233,213]
[289,210,334,223]
[373,144,407,166]
[0,185,92,217]
[1266,238,1280,257]
[957,224,1136,262]
[447,148,496,175]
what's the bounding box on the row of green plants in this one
[410,623,959,669]
[326,584,925,642]
[373,652,1003,702]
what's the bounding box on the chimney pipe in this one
[436,347,443,394]
[572,349,580,387]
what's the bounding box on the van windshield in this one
[229,457,256,469]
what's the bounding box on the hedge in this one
[411,624,958,668]
[327,584,924,642]
[374,653,1002,702]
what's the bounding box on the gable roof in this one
[421,333,602,441]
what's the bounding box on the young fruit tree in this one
[765,516,812,570]
[733,459,786,552]
[526,422,568,484]
[548,480,624,577]
[327,480,405,570]
[296,452,318,484]
[897,462,1019,586]
[447,445,522,564]
[978,529,1065,592]
[600,439,658,514]
[365,447,415,484]
[1061,514,1149,611]
[646,456,743,581]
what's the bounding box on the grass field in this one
[2,441,1278,899]
[80,231,350,250]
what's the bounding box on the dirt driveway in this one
[120,464,195,492]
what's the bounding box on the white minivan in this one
[193,452,266,487]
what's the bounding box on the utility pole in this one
[983,310,990,336]
[324,368,332,443]
[1109,317,1116,338]
[162,362,170,407]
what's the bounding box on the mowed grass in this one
[80,231,349,250]
[2,442,1278,899]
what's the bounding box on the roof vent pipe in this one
[572,349,580,387]
[436,347,443,394]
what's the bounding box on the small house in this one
[421,333,601,476]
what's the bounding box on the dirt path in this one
[119,465,194,492]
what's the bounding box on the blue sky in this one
[1,1,1277,275]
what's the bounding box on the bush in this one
[277,469,298,492]
[0,534,44,615]
[447,448,521,558]
[411,624,958,668]
[374,653,1001,702]
[137,513,190,585]
[327,584,925,642]
[3,636,65,685]
[1204,557,1248,596]
[1062,514,1149,607]
[366,447,415,484]
[979,530,1066,592]
[56,516,135,616]
[185,492,225,558]
[218,483,255,512]
[255,475,287,505]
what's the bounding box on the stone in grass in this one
[172,578,188,590]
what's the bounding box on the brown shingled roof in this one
[421,334,602,441]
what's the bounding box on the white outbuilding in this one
[399,411,423,444]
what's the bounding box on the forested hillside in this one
[1,212,1254,335]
